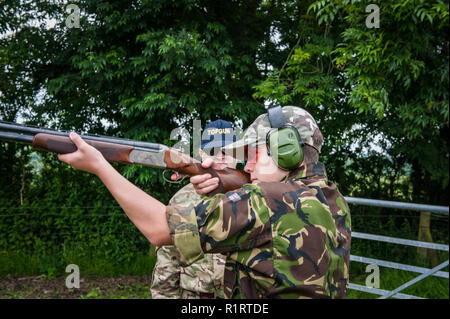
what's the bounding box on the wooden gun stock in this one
[164,149,250,196]
[32,133,134,164]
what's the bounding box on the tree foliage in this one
[253,0,449,204]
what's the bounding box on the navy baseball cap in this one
[201,119,236,151]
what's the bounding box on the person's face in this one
[244,143,288,183]
[200,148,237,170]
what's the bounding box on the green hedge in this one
[0,156,158,269]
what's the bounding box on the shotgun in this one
[0,121,250,196]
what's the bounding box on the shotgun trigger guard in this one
[162,170,188,184]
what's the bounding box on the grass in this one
[0,248,156,278]
[2,248,447,299]
[1,234,448,299]
[78,284,152,299]
[0,275,153,299]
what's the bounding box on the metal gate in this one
[345,197,449,299]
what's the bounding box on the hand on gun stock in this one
[189,157,220,196]
[169,156,220,196]
[58,132,109,175]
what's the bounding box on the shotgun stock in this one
[0,121,250,196]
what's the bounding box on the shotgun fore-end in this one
[32,133,134,164]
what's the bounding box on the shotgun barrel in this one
[0,121,162,151]
[0,131,35,144]
[0,121,251,196]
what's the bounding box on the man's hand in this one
[189,157,219,195]
[169,156,220,195]
[58,132,108,175]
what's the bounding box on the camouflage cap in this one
[222,106,322,160]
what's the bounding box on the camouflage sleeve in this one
[166,184,271,266]
[152,184,203,297]
[150,245,182,299]
[166,202,205,266]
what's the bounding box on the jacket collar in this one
[282,162,327,182]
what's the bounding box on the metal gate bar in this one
[347,283,423,299]
[346,197,449,299]
[350,255,449,279]
[352,231,449,251]
[378,260,449,299]
[345,197,449,215]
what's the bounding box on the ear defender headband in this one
[266,106,304,170]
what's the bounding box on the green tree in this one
[253,0,449,204]
[1,0,273,196]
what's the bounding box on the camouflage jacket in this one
[166,162,351,299]
[150,183,226,299]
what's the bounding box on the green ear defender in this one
[266,106,304,170]
[266,125,304,170]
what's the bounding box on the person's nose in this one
[244,162,255,173]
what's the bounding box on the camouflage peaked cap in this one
[222,106,322,160]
